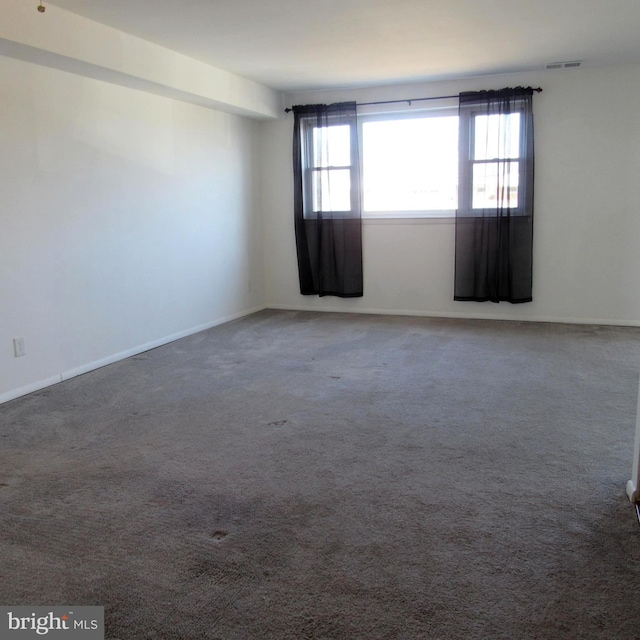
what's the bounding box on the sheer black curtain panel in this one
[454,87,535,303]
[292,102,363,297]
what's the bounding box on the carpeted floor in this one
[2,309,640,639]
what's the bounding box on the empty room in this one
[3,0,640,638]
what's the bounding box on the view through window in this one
[308,108,524,219]
[361,112,458,217]
[470,113,521,209]
[310,125,352,213]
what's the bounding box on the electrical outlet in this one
[13,337,26,358]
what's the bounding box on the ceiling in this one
[46,0,640,92]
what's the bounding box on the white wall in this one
[0,56,265,402]
[5,57,640,405]
[260,64,640,325]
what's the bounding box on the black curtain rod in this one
[284,87,542,113]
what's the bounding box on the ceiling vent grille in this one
[546,61,582,70]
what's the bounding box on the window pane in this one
[472,161,519,209]
[362,116,458,212]
[474,113,520,160]
[312,169,351,212]
[313,125,351,167]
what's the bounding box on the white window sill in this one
[362,215,456,225]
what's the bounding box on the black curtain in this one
[292,102,363,297]
[454,87,535,303]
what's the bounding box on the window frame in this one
[299,113,360,220]
[458,103,528,217]
[357,104,459,220]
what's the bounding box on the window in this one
[458,103,529,216]
[308,125,351,213]
[470,113,521,209]
[298,112,360,219]
[359,107,459,219]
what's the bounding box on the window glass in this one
[312,169,351,212]
[312,125,351,167]
[474,113,520,160]
[361,114,458,216]
[472,161,520,209]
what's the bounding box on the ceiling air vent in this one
[546,61,582,70]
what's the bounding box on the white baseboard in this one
[0,305,266,406]
[0,375,65,406]
[3,303,637,406]
[59,305,266,382]
[265,303,640,328]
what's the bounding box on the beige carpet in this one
[1,310,640,639]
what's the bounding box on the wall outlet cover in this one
[13,337,26,358]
